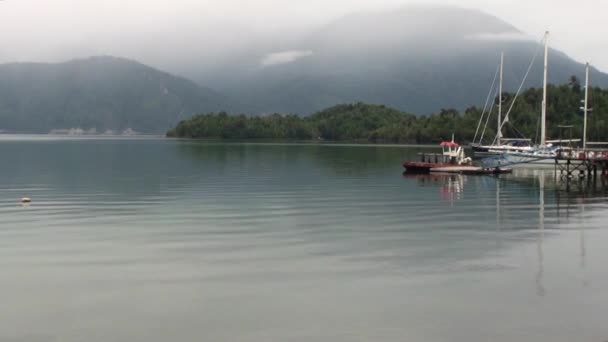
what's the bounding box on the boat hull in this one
[403,162,512,175]
[473,149,566,167]
[430,166,512,174]
[471,145,535,158]
[499,154,562,167]
[402,162,454,174]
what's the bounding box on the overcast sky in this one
[0,0,606,71]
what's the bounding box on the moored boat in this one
[471,32,565,166]
[403,140,471,173]
[403,139,512,175]
[470,52,535,158]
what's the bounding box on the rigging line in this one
[480,88,499,144]
[511,125,527,139]
[473,63,501,143]
[497,34,546,137]
[502,118,527,139]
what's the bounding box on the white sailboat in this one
[502,32,571,166]
[471,52,535,157]
[475,32,564,166]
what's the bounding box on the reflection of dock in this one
[404,169,594,296]
[509,168,608,197]
[536,170,593,295]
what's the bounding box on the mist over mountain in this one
[193,6,608,115]
[0,6,607,134]
[0,56,232,133]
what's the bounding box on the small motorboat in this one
[403,139,472,173]
[403,138,511,175]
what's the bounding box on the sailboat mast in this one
[541,31,549,146]
[583,62,589,150]
[498,52,504,144]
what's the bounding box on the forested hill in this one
[0,56,233,133]
[167,83,608,144]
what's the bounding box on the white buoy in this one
[21,197,32,203]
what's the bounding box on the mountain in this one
[2,6,608,133]
[206,6,608,115]
[0,56,232,133]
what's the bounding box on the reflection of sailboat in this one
[579,188,588,287]
[533,170,593,294]
[536,172,546,296]
[496,177,501,230]
[494,176,505,251]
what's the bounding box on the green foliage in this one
[169,103,448,143]
[168,112,314,140]
[169,84,608,144]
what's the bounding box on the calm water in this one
[1,136,607,342]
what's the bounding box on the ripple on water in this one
[1,140,608,342]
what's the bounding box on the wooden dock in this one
[554,149,608,179]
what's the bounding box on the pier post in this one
[554,158,557,180]
[580,161,586,179]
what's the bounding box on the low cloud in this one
[465,32,535,42]
[260,50,313,66]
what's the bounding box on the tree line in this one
[167,82,608,145]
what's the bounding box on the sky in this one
[0,0,606,72]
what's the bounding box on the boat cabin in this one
[440,141,466,164]
[419,141,467,165]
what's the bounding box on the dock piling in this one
[554,149,608,182]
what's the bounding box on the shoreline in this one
[0,133,449,147]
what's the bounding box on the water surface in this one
[0,137,607,342]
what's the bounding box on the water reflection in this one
[1,139,608,342]
[537,172,546,296]
[402,168,603,298]
[402,173,465,203]
[506,170,601,297]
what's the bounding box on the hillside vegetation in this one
[167,83,608,144]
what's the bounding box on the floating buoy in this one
[21,197,32,203]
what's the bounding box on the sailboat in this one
[471,52,535,157]
[501,31,574,165]
[474,32,562,166]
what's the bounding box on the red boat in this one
[403,140,470,174]
[403,140,512,174]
